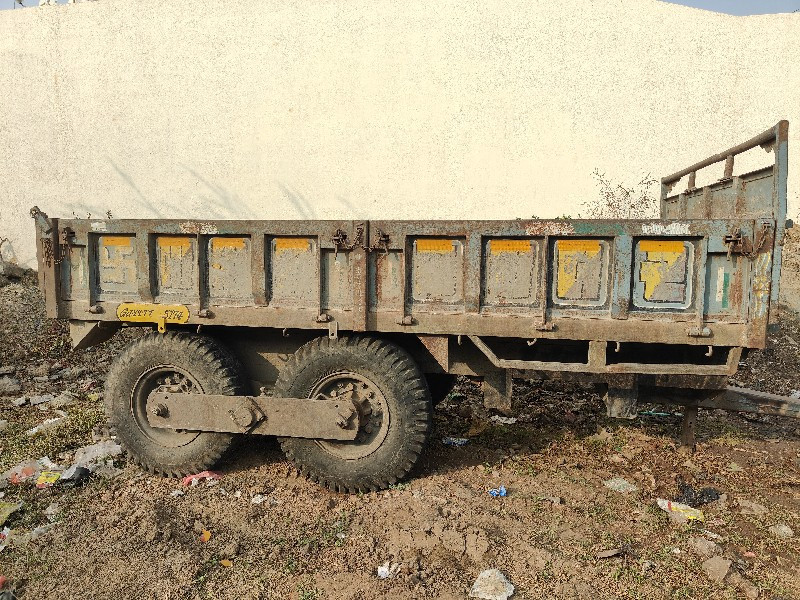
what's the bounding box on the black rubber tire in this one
[105,331,244,477]
[276,335,432,493]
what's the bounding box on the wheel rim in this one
[310,371,389,460]
[131,365,202,448]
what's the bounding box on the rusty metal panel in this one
[94,234,137,300]
[321,249,353,311]
[269,236,318,308]
[410,237,465,310]
[632,239,693,309]
[154,235,197,301]
[61,243,87,301]
[207,236,253,305]
[704,254,746,320]
[481,238,540,312]
[369,250,403,311]
[551,239,609,307]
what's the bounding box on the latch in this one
[724,223,771,260]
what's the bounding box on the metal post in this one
[680,404,698,450]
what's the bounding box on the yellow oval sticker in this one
[117,303,190,332]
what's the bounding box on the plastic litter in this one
[35,471,61,489]
[487,486,507,498]
[0,528,10,552]
[0,502,21,527]
[199,529,211,543]
[43,503,60,522]
[469,568,514,600]
[442,437,470,447]
[25,417,65,437]
[73,440,122,467]
[182,471,222,487]
[675,481,720,507]
[603,478,638,493]
[377,561,400,579]
[220,559,233,568]
[4,460,38,485]
[657,498,704,522]
[489,416,517,425]
[60,465,92,487]
[250,494,266,505]
[170,490,185,498]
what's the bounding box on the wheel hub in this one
[311,372,389,460]
[134,366,202,448]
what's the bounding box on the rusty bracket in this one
[368,229,390,253]
[331,225,365,256]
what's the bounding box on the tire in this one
[105,331,245,477]
[276,335,432,493]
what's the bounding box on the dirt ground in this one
[0,273,799,600]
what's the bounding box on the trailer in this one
[31,121,798,492]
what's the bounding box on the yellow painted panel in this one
[275,237,311,252]
[491,239,531,254]
[416,238,455,253]
[157,237,192,249]
[117,303,190,333]
[211,237,246,250]
[639,241,685,300]
[639,240,685,253]
[558,239,601,254]
[101,236,132,247]
[556,240,602,298]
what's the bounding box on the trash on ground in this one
[656,498,704,523]
[487,485,507,498]
[199,529,211,543]
[170,490,184,498]
[251,494,266,505]
[73,440,122,467]
[0,502,21,527]
[675,481,721,507]
[489,415,517,425]
[469,568,515,600]
[442,437,470,446]
[219,559,233,568]
[768,524,794,539]
[377,561,400,579]
[25,417,65,437]
[0,528,10,552]
[638,410,679,417]
[35,471,61,489]
[43,503,59,522]
[183,471,222,487]
[60,465,91,487]
[4,460,38,485]
[603,477,638,493]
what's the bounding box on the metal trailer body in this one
[30,121,799,489]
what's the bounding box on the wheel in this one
[275,335,432,493]
[425,373,457,406]
[105,331,245,477]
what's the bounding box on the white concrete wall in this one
[1,0,798,268]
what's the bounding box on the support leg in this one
[681,404,698,450]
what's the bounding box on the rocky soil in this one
[0,273,798,600]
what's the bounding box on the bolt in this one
[151,403,169,418]
[336,416,347,428]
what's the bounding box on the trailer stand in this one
[680,404,698,451]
